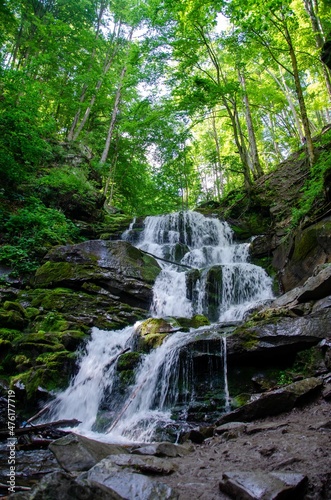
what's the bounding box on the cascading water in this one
[132,211,273,321]
[45,211,273,442]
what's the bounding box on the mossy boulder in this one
[20,287,147,332]
[135,317,181,351]
[176,314,210,329]
[11,350,76,401]
[117,352,141,371]
[33,240,161,310]
[0,308,27,329]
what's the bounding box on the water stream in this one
[46,211,273,442]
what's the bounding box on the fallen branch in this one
[142,250,194,269]
[107,376,149,433]
[26,404,51,425]
[0,418,81,438]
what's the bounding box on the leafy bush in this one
[36,166,96,198]
[0,199,81,276]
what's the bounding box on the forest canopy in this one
[0,0,331,274]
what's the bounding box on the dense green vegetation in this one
[1,0,331,277]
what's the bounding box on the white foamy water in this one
[46,211,273,441]
[133,211,273,321]
[47,326,134,431]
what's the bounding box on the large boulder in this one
[272,219,331,292]
[34,240,161,310]
[226,300,331,362]
[49,433,129,472]
[272,264,331,307]
[219,471,307,500]
[216,377,323,424]
[79,457,179,500]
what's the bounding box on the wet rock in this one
[272,265,331,308]
[131,441,190,458]
[34,240,161,310]
[181,426,214,444]
[92,453,177,475]
[250,234,275,258]
[8,471,121,500]
[219,470,308,499]
[227,308,331,362]
[215,422,247,436]
[276,219,331,292]
[0,448,60,491]
[80,458,179,499]
[216,377,323,424]
[49,433,129,472]
[135,318,179,350]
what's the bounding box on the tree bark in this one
[238,68,263,177]
[211,109,223,199]
[283,23,315,165]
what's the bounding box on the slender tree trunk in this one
[72,46,119,141]
[100,66,127,165]
[284,24,314,165]
[211,109,223,198]
[104,133,120,203]
[100,28,134,165]
[266,68,304,142]
[223,98,252,188]
[238,68,263,177]
[66,1,114,141]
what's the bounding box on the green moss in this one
[119,370,136,387]
[34,261,75,286]
[138,318,174,336]
[177,315,210,329]
[10,350,76,399]
[139,333,168,352]
[232,325,259,350]
[293,346,324,377]
[25,307,40,319]
[231,393,251,408]
[0,309,26,329]
[37,311,69,332]
[141,255,162,282]
[3,301,26,315]
[0,328,23,342]
[117,352,141,371]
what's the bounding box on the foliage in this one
[0,199,80,275]
[291,144,331,227]
[0,0,330,278]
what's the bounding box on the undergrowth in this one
[291,143,331,228]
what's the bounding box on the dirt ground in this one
[159,398,331,499]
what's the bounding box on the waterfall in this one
[130,211,273,321]
[46,211,273,442]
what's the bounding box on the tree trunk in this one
[282,21,315,165]
[100,27,134,165]
[211,109,224,198]
[224,98,252,188]
[238,68,263,177]
[66,2,117,141]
